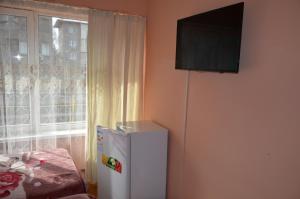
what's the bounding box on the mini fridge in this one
[97,121,168,199]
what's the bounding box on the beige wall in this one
[145,0,300,199]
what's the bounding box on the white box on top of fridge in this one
[97,121,168,199]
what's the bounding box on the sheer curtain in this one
[0,12,34,154]
[0,5,87,169]
[86,10,145,183]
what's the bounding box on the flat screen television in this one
[175,2,244,73]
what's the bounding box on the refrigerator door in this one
[97,126,131,199]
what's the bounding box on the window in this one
[38,16,87,132]
[0,7,88,153]
[41,43,50,56]
[69,40,77,48]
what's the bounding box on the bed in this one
[58,194,95,199]
[0,148,86,199]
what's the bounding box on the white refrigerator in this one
[97,121,168,199]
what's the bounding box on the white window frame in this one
[0,7,35,137]
[0,5,88,140]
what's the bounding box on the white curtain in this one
[0,10,87,169]
[86,10,145,183]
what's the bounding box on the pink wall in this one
[35,0,148,16]
[145,0,300,199]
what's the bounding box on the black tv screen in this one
[175,2,244,73]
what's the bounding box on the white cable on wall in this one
[181,70,190,197]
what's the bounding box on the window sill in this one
[0,129,86,142]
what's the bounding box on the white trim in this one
[0,0,146,19]
[0,129,86,142]
[0,6,32,16]
[32,11,39,137]
[0,0,88,21]
[33,7,87,22]
[0,6,87,22]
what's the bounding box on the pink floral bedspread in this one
[0,149,86,199]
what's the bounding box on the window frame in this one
[0,7,35,139]
[0,6,88,141]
